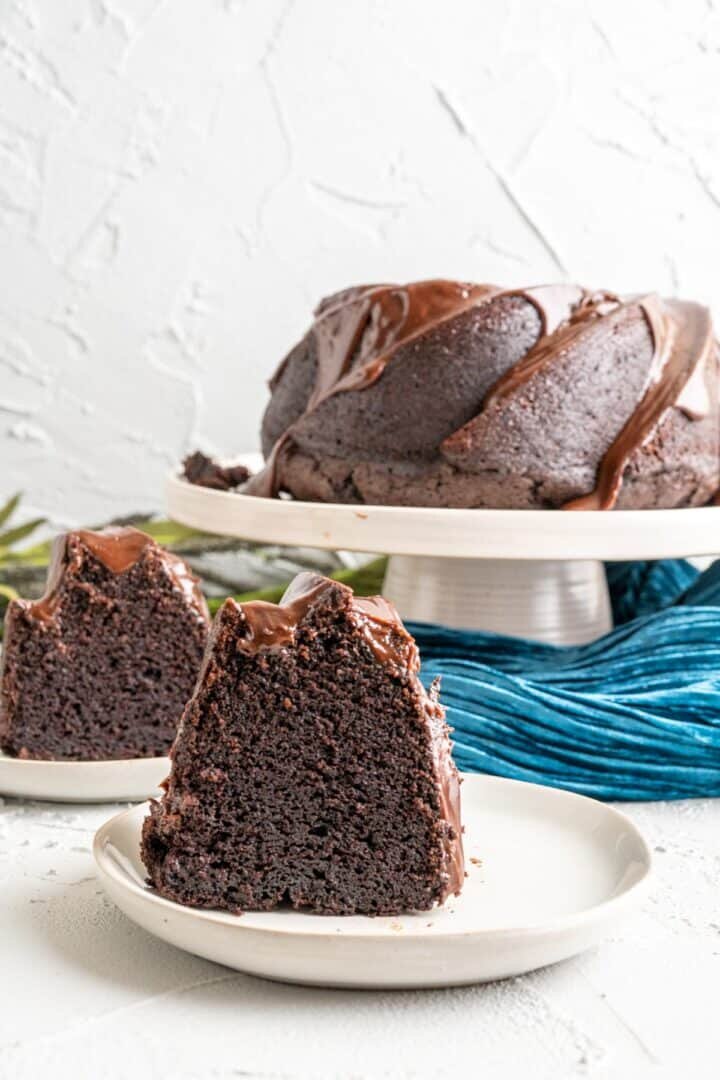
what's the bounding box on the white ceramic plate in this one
[0,750,169,803]
[94,774,651,988]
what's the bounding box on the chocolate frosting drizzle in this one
[247,281,497,497]
[247,280,584,498]
[564,297,714,510]
[236,571,418,671]
[75,527,155,572]
[30,527,206,621]
[249,278,716,511]
[482,290,621,409]
[235,574,330,653]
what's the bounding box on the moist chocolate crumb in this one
[0,527,210,761]
[142,572,465,916]
[182,451,250,491]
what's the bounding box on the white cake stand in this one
[167,456,720,645]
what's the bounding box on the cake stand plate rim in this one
[93,774,652,988]
[167,465,720,561]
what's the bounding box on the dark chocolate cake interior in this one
[142,572,464,916]
[0,527,209,761]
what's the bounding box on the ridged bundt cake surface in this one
[246,280,719,510]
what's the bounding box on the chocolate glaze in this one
[351,594,420,672]
[426,686,465,898]
[30,527,206,621]
[563,297,715,510]
[236,574,331,652]
[247,280,588,499]
[482,290,622,409]
[253,278,717,510]
[248,282,498,497]
[236,572,419,674]
[309,281,498,406]
[30,534,73,621]
[75,527,154,572]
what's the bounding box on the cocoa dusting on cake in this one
[142,572,464,916]
[0,527,210,761]
[246,280,719,510]
[182,451,250,491]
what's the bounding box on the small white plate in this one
[0,751,169,803]
[94,774,652,988]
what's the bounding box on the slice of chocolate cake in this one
[0,527,210,761]
[142,573,464,916]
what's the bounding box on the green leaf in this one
[0,538,54,569]
[332,557,387,595]
[0,583,18,602]
[0,493,21,529]
[0,517,46,550]
[117,518,214,547]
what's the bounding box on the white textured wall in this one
[1,0,719,526]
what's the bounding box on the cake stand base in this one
[382,556,613,645]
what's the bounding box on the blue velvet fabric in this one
[409,560,720,801]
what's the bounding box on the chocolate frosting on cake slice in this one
[0,527,209,761]
[142,572,464,916]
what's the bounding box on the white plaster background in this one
[1,0,719,526]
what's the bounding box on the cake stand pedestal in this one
[167,463,720,646]
[382,557,612,645]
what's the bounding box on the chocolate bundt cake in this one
[142,572,464,916]
[0,527,210,761]
[247,280,719,509]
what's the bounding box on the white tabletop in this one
[1,796,719,1079]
